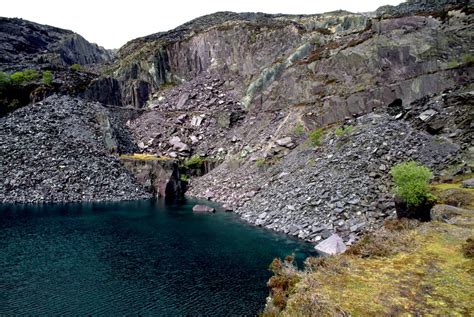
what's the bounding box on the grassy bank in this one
[264,181,474,316]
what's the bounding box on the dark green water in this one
[0,199,315,315]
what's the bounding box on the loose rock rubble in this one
[237,112,460,243]
[0,95,150,203]
[128,74,245,158]
[190,105,462,243]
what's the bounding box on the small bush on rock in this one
[308,128,324,146]
[0,71,10,87]
[42,70,53,85]
[10,69,39,84]
[183,155,205,169]
[70,63,82,71]
[390,161,433,207]
[335,125,353,137]
[292,122,305,136]
[255,158,265,167]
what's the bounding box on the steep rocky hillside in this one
[0,95,149,203]
[0,0,472,239]
[94,0,473,243]
[0,18,115,116]
[0,17,112,72]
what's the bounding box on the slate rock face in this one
[0,17,113,72]
[376,0,469,17]
[0,95,149,203]
[107,0,472,112]
[120,157,184,199]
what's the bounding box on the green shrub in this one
[390,161,433,206]
[183,155,205,169]
[255,158,266,167]
[335,125,354,137]
[307,158,316,167]
[42,70,53,85]
[70,63,82,71]
[446,60,459,68]
[180,174,189,182]
[292,122,305,136]
[10,69,39,84]
[249,32,257,44]
[308,128,324,146]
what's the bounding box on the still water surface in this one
[0,199,314,315]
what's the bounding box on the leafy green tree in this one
[390,161,433,206]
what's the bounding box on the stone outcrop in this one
[376,0,469,17]
[0,17,116,116]
[0,95,150,203]
[120,156,185,199]
[102,0,472,115]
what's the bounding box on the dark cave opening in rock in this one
[387,98,403,116]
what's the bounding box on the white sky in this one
[2,0,404,49]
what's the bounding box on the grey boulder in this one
[192,204,216,213]
[314,234,347,256]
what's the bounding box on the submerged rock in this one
[192,204,216,213]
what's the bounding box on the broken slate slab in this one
[276,137,293,147]
[314,234,347,256]
[418,109,437,122]
[176,93,189,109]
